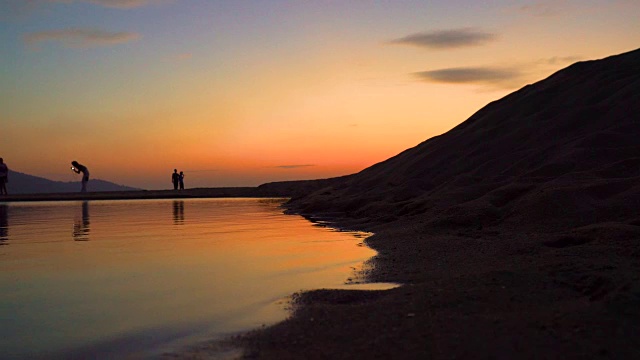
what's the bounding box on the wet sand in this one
[223,220,640,359]
[0,187,290,202]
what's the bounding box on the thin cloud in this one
[274,165,316,169]
[1,0,160,20]
[510,1,570,17]
[48,0,158,9]
[389,28,498,50]
[537,55,582,65]
[414,66,523,89]
[24,28,140,48]
[182,169,219,173]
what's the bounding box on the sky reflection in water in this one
[0,199,393,358]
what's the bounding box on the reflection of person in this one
[179,171,185,190]
[0,158,8,196]
[71,161,90,193]
[172,200,184,224]
[0,204,8,244]
[171,169,179,190]
[73,201,90,241]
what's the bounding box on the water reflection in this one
[173,200,184,225]
[0,199,392,359]
[72,201,90,241]
[0,204,7,244]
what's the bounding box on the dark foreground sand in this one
[225,222,640,359]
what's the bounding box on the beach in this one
[4,190,639,359]
[209,49,640,359]
[5,48,640,359]
[4,1,640,358]
[226,220,640,359]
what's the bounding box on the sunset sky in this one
[1,0,639,189]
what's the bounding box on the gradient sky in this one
[1,0,639,189]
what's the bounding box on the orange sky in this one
[1,1,639,189]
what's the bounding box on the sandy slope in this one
[220,49,640,359]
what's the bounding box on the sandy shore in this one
[0,187,291,202]
[217,216,639,359]
[4,192,639,359]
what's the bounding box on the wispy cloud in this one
[413,53,585,90]
[274,164,316,169]
[389,28,498,50]
[48,0,159,9]
[24,28,140,48]
[1,0,157,19]
[510,1,570,17]
[537,55,582,65]
[414,66,523,89]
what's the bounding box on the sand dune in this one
[276,48,640,233]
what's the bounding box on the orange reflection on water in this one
[0,198,394,358]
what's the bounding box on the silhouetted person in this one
[179,171,185,190]
[0,158,8,196]
[171,169,179,190]
[71,161,89,193]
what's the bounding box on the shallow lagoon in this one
[0,199,392,358]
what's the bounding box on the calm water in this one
[0,199,392,359]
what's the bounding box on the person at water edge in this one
[71,161,90,193]
[179,171,185,190]
[0,158,8,195]
[172,169,179,190]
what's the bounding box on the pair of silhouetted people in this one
[171,169,185,190]
[71,161,89,193]
[0,158,8,196]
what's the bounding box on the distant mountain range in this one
[5,170,140,194]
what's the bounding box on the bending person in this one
[71,161,90,193]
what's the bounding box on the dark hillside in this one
[283,48,640,231]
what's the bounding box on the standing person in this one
[0,158,8,196]
[71,161,90,193]
[179,171,185,190]
[171,169,179,190]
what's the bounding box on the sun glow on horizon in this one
[1,1,638,189]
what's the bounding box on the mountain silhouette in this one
[267,48,640,231]
[6,170,140,194]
